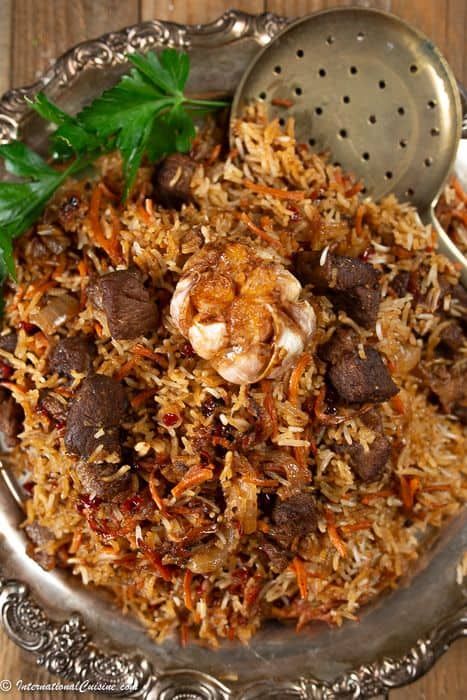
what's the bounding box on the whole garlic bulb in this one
[170,240,315,384]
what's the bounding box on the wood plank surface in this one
[0,1,466,699]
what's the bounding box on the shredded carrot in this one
[0,381,26,394]
[114,359,136,382]
[293,446,307,471]
[361,489,394,505]
[271,97,294,108]
[25,278,56,301]
[451,210,467,226]
[140,545,172,581]
[260,214,273,229]
[137,200,152,224]
[149,474,167,512]
[183,569,195,611]
[238,212,283,251]
[399,475,420,510]
[243,179,306,201]
[89,186,122,265]
[390,394,405,415]
[452,176,467,204]
[325,510,347,557]
[133,344,168,367]
[355,204,365,236]
[99,181,118,200]
[207,143,222,165]
[94,321,104,338]
[261,380,278,438]
[131,388,158,409]
[288,353,311,405]
[340,520,372,534]
[78,259,88,279]
[144,197,156,220]
[345,182,364,198]
[171,466,213,499]
[422,484,452,493]
[257,520,270,533]
[292,556,308,599]
[243,476,279,488]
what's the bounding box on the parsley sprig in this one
[0,48,227,301]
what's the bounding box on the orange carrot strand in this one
[243,179,306,201]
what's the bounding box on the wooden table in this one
[0,1,465,698]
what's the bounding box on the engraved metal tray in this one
[0,11,466,699]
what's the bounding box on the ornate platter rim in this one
[0,10,466,699]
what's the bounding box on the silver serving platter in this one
[0,11,466,699]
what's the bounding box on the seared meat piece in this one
[439,321,464,353]
[49,334,96,376]
[258,536,290,572]
[270,492,317,548]
[390,271,410,298]
[294,251,381,329]
[25,521,56,571]
[153,153,196,209]
[0,388,24,449]
[64,374,128,459]
[75,461,132,500]
[333,284,381,329]
[347,434,391,482]
[360,408,384,432]
[89,269,157,340]
[329,347,399,404]
[56,192,88,232]
[38,389,68,425]
[294,251,378,292]
[427,363,467,418]
[0,331,17,353]
[318,326,359,365]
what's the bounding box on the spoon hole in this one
[296,49,304,58]
[274,65,282,75]
[362,152,370,161]
[350,66,358,75]
[319,68,326,77]
[315,107,323,116]
[357,32,365,41]
[333,162,341,168]
[369,115,376,124]
[295,87,302,96]
[398,107,405,115]
[339,129,348,139]
[309,138,316,147]
[424,157,433,167]
[326,35,334,45]
[343,95,350,104]
[378,80,386,89]
[430,127,439,136]
[427,99,437,109]
[259,91,266,100]
[361,187,367,194]
[410,64,418,73]
[399,139,408,148]
[407,187,414,196]
[385,171,393,180]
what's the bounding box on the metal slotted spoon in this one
[230,7,466,283]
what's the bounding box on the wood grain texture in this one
[0,2,466,699]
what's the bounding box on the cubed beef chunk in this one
[64,374,128,460]
[294,251,381,329]
[294,251,378,291]
[390,271,411,298]
[439,322,464,353]
[258,537,291,572]
[347,434,391,482]
[153,153,196,209]
[25,521,56,571]
[0,388,24,449]
[49,333,96,376]
[270,492,317,548]
[0,331,17,353]
[89,269,157,340]
[329,347,399,404]
[318,326,360,365]
[427,363,467,419]
[75,461,132,501]
[38,389,68,425]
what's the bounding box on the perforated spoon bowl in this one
[230,7,466,283]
